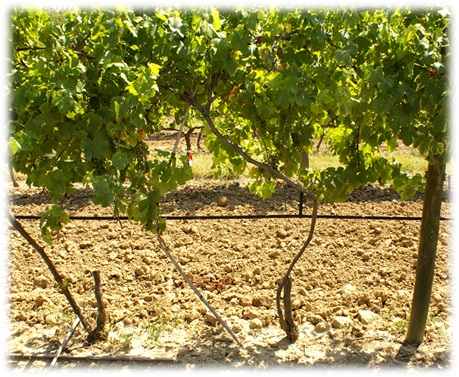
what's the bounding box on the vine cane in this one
[186,86,319,342]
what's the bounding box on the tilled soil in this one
[6,177,452,371]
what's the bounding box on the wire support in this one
[13,214,453,222]
[8,353,176,363]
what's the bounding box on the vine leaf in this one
[40,205,70,245]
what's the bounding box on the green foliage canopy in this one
[9,7,449,242]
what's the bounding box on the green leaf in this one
[284,76,298,94]
[82,131,112,160]
[148,62,161,76]
[248,178,276,199]
[211,9,222,31]
[226,59,238,77]
[266,72,283,88]
[155,13,168,22]
[318,91,333,106]
[9,137,21,155]
[310,102,321,115]
[91,175,115,207]
[45,169,72,203]
[399,126,415,146]
[40,205,70,245]
[112,151,132,170]
[368,67,384,86]
[113,100,121,120]
[432,62,445,74]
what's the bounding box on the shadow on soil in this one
[170,328,449,370]
[9,181,418,213]
[8,324,449,371]
[10,178,438,219]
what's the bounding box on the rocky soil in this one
[6,173,453,372]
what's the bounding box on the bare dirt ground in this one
[5,134,453,372]
[6,177,453,372]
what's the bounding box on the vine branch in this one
[8,211,93,332]
[87,270,106,342]
[184,79,319,341]
[9,211,106,341]
[16,45,94,60]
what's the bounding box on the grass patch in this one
[141,319,166,343]
[108,329,134,350]
[382,148,427,176]
[191,152,250,180]
[388,317,410,336]
[310,143,431,176]
[189,143,432,179]
[309,150,343,172]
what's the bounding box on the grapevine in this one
[9,7,449,345]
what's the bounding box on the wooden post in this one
[405,155,445,345]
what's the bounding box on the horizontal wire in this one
[8,353,176,363]
[12,213,453,221]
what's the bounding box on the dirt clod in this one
[217,196,229,207]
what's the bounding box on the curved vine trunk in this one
[185,83,319,341]
[9,212,106,341]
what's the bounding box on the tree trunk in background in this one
[300,151,309,170]
[405,155,445,345]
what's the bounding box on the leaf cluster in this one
[9,7,449,241]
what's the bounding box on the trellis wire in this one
[9,353,176,363]
[12,213,453,221]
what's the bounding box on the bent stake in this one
[50,317,81,368]
[156,222,242,347]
